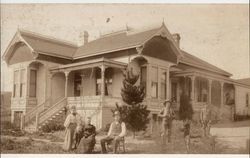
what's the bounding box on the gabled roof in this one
[2,25,232,78]
[236,78,250,86]
[3,29,77,62]
[180,50,232,77]
[19,30,77,59]
[74,23,183,59]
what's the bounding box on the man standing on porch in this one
[100,111,126,154]
[63,106,82,151]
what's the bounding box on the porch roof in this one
[50,57,127,73]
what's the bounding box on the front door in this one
[13,111,23,128]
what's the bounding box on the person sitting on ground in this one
[200,103,212,137]
[77,116,96,153]
[63,105,82,151]
[100,111,126,154]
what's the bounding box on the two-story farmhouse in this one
[2,23,250,132]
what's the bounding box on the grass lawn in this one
[1,120,248,154]
[212,120,250,128]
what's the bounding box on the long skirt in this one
[63,124,77,151]
[77,135,96,153]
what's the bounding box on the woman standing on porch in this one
[63,105,82,151]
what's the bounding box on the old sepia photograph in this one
[0,2,249,156]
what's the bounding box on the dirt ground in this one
[1,120,249,154]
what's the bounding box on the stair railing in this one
[38,97,67,126]
[24,98,51,126]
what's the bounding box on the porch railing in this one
[38,97,67,126]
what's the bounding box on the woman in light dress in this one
[62,105,82,151]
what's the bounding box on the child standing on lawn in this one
[179,89,193,153]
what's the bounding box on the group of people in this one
[63,106,126,154]
[63,90,212,154]
[158,90,212,153]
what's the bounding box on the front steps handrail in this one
[24,99,50,125]
[38,97,67,126]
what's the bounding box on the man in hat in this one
[158,99,175,144]
[100,111,126,154]
[200,103,212,137]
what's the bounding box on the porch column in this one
[146,64,151,99]
[220,81,224,107]
[157,67,161,99]
[100,65,106,98]
[208,79,212,104]
[48,73,54,106]
[26,67,30,97]
[190,76,195,102]
[64,71,70,98]
[166,68,170,100]
[80,74,85,96]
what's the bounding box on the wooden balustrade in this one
[38,98,67,126]
[24,99,50,126]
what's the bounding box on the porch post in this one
[80,74,85,96]
[64,71,70,98]
[220,81,224,107]
[166,68,170,100]
[100,65,106,97]
[48,73,53,107]
[190,76,195,102]
[146,63,151,99]
[208,79,212,104]
[26,67,30,97]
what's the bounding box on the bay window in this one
[151,67,158,98]
[13,70,19,97]
[160,70,167,99]
[20,69,25,97]
[29,69,37,97]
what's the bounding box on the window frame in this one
[19,69,26,98]
[13,70,19,98]
[29,69,37,97]
[151,66,158,98]
[160,69,167,100]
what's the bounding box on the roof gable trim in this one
[2,30,38,65]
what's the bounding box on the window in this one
[141,66,147,92]
[20,69,25,97]
[74,73,81,96]
[29,70,37,97]
[160,70,167,99]
[13,70,19,97]
[246,93,249,107]
[151,67,158,98]
[196,78,208,102]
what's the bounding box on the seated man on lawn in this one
[100,111,126,154]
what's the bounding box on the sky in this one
[1,4,249,91]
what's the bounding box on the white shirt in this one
[107,121,126,137]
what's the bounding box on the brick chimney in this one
[172,33,181,47]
